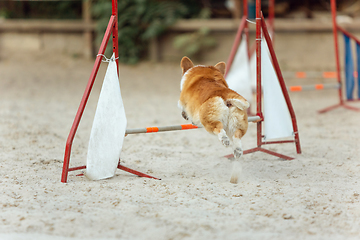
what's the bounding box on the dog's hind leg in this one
[233,138,243,159]
[200,98,230,147]
[202,121,230,147]
[217,125,230,147]
[232,129,245,158]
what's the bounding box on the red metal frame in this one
[226,0,276,75]
[61,0,159,183]
[226,0,301,160]
[260,12,301,155]
[225,15,247,77]
[318,0,360,113]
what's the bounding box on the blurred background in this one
[0,0,360,69]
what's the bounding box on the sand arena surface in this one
[0,53,360,240]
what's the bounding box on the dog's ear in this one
[180,56,194,75]
[214,62,226,75]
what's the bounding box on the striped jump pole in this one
[287,83,340,92]
[283,71,338,79]
[125,116,261,135]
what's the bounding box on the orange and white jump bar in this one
[287,83,340,92]
[283,71,338,79]
[125,116,261,135]
[283,71,358,79]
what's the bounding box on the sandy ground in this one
[0,51,360,240]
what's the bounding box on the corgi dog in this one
[178,56,249,184]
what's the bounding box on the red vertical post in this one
[225,16,247,76]
[112,0,119,74]
[331,0,343,105]
[243,0,248,17]
[255,0,262,147]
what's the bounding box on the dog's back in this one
[181,66,243,105]
[179,61,249,127]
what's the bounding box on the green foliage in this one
[0,9,10,19]
[93,0,188,64]
[173,27,217,58]
[196,7,212,19]
[172,6,217,59]
[1,1,81,19]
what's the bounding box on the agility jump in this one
[61,0,301,183]
[223,0,301,160]
[61,0,142,183]
[284,0,360,112]
[317,0,360,113]
[61,0,263,183]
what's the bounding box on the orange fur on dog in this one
[178,56,249,184]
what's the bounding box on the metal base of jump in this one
[74,163,161,180]
[225,146,295,160]
[318,101,360,113]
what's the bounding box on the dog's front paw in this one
[233,147,243,158]
[181,111,189,120]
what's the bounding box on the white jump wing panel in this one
[86,54,127,180]
[261,39,293,141]
[226,35,252,103]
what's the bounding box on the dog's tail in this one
[226,98,250,111]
